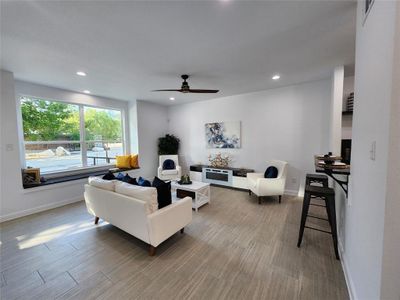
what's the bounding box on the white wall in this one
[380,4,400,298]
[168,79,331,195]
[16,81,130,113]
[0,73,130,222]
[136,100,169,179]
[340,1,399,299]
[330,66,344,155]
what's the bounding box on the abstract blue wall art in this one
[205,121,241,149]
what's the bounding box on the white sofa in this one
[157,155,182,181]
[247,160,288,204]
[84,178,192,255]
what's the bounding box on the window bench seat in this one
[23,167,140,189]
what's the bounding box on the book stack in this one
[347,92,354,111]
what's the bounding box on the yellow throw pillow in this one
[130,154,139,168]
[116,155,131,169]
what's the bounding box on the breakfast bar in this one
[314,155,351,197]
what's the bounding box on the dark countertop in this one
[315,166,351,175]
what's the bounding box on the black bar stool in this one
[306,173,328,187]
[305,174,329,206]
[297,185,339,260]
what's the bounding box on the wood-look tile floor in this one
[0,187,349,300]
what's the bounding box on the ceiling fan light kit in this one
[153,75,219,94]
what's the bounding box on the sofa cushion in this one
[115,182,158,214]
[88,176,115,191]
[264,166,278,178]
[161,169,178,176]
[162,159,175,170]
[152,176,172,209]
[102,171,116,180]
[138,176,151,187]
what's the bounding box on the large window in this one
[21,96,125,174]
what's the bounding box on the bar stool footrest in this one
[307,214,329,221]
[304,225,332,235]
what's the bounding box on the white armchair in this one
[157,155,182,181]
[247,160,288,204]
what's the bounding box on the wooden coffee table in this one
[171,181,210,212]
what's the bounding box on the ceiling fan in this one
[152,75,219,94]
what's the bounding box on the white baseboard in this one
[284,189,299,196]
[0,196,84,223]
[339,239,357,300]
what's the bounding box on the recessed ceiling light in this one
[76,71,87,76]
[272,74,280,80]
[83,90,91,94]
[169,97,175,101]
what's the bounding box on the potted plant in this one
[158,134,180,155]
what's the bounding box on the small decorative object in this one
[205,121,241,148]
[22,168,41,185]
[346,92,354,112]
[158,134,180,155]
[323,152,335,165]
[178,174,192,185]
[208,152,231,168]
[323,156,334,165]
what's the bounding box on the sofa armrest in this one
[157,166,163,176]
[247,173,264,180]
[147,197,192,247]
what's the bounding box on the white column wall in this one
[330,66,344,155]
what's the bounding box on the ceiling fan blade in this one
[188,89,219,93]
[152,89,182,92]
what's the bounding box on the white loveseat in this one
[247,160,288,204]
[84,177,192,255]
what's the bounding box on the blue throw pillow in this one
[162,159,175,170]
[116,173,125,181]
[138,176,151,187]
[264,166,278,178]
[122,174,138,185]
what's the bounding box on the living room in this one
[1,1,399,300]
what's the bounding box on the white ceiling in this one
[1,0,356,105]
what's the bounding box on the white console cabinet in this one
[189,165,254,191]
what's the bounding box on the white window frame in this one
[19,95,128,177]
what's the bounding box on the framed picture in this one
[22,168,41,185]
[205,121,241,149]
